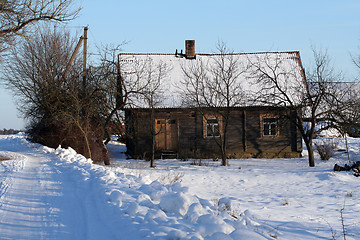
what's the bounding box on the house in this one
[122,40,306,159]
[125,106,302,159]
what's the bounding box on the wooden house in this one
[125,106,302,159]
[122,40,307,159]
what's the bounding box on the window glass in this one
[206,118,220,137]
[263,117,277,136]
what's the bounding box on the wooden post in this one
[64,36,83,79]
[243,109,247,152]
[116,54,124,108]
[83,27,88,91]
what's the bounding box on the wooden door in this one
[155,119,178,151]
[166,119,178,151]
[155,119,166,150]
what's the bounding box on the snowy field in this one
[0,133,359,239]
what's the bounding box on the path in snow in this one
[0,148,114,240]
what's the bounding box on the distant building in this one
[0,129,22,135]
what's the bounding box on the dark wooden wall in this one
[125,107,302,159]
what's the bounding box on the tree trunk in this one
[344,134,351,163]
[150,134,155,168]
[150,109,156,168]
[221,141,228,166]
[305,140,315,167]
[221,155,228,166]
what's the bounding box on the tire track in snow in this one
[0,152,25,209]
[0,150,88,239]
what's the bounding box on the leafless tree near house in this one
[91,44,129,145]
[0,0,80,54]
[323,47,360,162]
[3,25,110,165]
[134,60,168,168]
[96,48,170,150]
[119,56,168,109]
[345,47,360,137]
[181,41,247,166]
[118,55,170,167]
[249,48,342,167]
[328,82,360,162]
[3,25,81,120]
[327,82,360,134]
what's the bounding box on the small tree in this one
[181,41,246,166]
[91,44,128,145]
[95,48,170,167]
[249,48,342,167]
[118,55,169,167]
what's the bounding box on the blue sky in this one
[1,0,360,129]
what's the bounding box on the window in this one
[206,118,220,137]
[157,120,165,124]
[203,115,222,138]
[263,117,278,136]
[168,119,176,124]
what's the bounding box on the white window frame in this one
[206,118,221,137]
[262,117,278,136]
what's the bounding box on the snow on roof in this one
[119,51,307,108]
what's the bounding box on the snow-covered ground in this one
[0,133,359,239]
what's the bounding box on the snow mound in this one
[109,189,123,207]
[197,214,235,236]
[159,191,193,216]
[229,228,268,240]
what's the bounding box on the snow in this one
[1,133,360,239]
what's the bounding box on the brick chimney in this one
[185,40,196,59]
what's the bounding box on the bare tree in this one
[118,56,168,108]
[95,48,170,166]
[181,41,246,166]
[119,55,169,167]
[3,25,80,119]
[326,81,360,162]
[250,48,342,167]
[141,61,168,168]
[3,25,110,164]
[95,47,170,145]
[0,0,80,52]
[91,44,128,145]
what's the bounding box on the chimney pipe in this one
[185,40,195,59]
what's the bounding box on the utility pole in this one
[116,54,124,108]
[64,36,84,80]
[83,26,88,91]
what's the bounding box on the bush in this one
[28,119,109,165]
[157,172,184,185]
[314,139,337,160]
[190,159,209,166]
